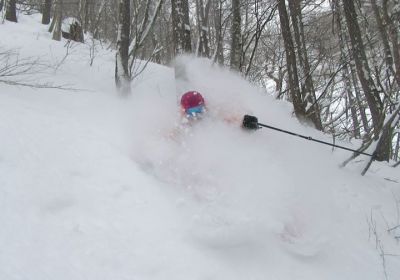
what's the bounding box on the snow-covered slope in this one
[1,13,399,280]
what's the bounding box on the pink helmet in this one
[180,91,205,111]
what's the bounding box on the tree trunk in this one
[115,0,131,95]
[288,0,322,130]
[171,0,192,55]
[230,0,242,70]
[182,0,191,52]
[6,0,17,22]
[79,0,86,31]
[333,0,361,137]
[348,47,370,134]
[373,124,393,162]
[354,74,370,134]
[84,0,89,33]
[363,104,400,174]
[196,0,210,57]
[394,132,400,161]
[382,0,400,88]
[342,0,383,141]
[78,0,90,33]
[370,0,396,85]
[51,0,62,41]
[277,0,306,120]
[213,0,224,64]
[42,0,52,25]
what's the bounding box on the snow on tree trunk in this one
[130,0,163,54]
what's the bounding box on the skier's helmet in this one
[180,91,205,117]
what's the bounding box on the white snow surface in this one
[1,14,400,280]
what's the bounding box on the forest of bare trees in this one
[2,0,400,167]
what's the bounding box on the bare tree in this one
[230,0,241,70]
[382,0,400,88]
[129,0,164,77]
[171,0,192,55]
[78,0,89,32]
[196,0,211,57]
[362,104,400,174]
[277,0,306,120]
[212,0,224,64]
[332,0,362,138]
[49,0,62,41]
[370,0,396,85]
[115,0,131,94]
[288,0,322,130]
[242,2,277,78]
[342,0,383,141]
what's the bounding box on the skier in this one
[165,90,249,141]
[180,90,242,124]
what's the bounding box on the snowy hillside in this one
[1,13,400,280]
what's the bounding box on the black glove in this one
[242,115,259,130]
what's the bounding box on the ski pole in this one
[242,115,374,157]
